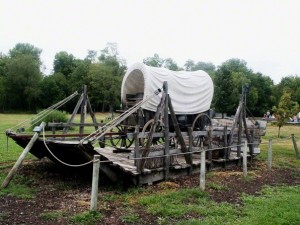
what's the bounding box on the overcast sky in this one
[1,0,300,84]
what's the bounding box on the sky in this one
[1,0,300,84]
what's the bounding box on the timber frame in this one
[6,83,267,186]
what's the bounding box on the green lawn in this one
[1,115,300,224]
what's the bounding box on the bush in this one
[31,110,68,130]
[42,110,68,123]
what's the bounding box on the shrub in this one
[31,110,68,130]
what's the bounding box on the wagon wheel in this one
[191,113,211,147]
[140,119,165,147]
[109,125,134,149]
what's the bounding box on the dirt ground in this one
[0,159,300,225]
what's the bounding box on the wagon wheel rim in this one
[140,119,165,147]
[191,113,211,147]
[109,125,134,149]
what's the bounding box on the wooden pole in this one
[243,140,248,178]
[291,134,300,159]
[200,146,206,191]
[63,94,83,134]
[79,85,87,135]
[2,122,46,188]
[168,95,192,165]
[134,125,141,174]
[163,82,170,179]
[267,139,272,169]
[188,127,194,175]
[90,155,100,211]
[224,125,228,160]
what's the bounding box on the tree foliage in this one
[272,90,299,137]
[143,54,164,67]
[1,42,299,118]
[53,51,76,77]
[9,43,42,65]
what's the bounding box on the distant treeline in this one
[1,42,300,116]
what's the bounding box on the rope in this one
[80,88,162,145]
[129,143,246,160]
[10,91,79,131]
[42,126,94,167]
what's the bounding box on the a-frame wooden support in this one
[140,82,193,176]
[63,85,99,135]
[227,87,253,159]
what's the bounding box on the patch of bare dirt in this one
[0,159,300,224]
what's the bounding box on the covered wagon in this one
[120,62,214,130]
[104,62,214,149]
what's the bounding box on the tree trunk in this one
[278,126,281,138]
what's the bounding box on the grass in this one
[40,210,65,221]
[70,211,102,225]
[139,188,237,225]
[0,174,36,199]
[120,207,140,223]
[1,114,300,224]
[238,185,300,225]
[258,123,300,169]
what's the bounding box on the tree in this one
[99,43,127,76]
[184,59,195,71]
[53,51,76,77]
[274,75,300,107]
[212,58,275,117]
[272,90,299,137]
[88,63,121,112]
[163,58,179,71]
[246,73,274,116]
[213,65,237,116]
[9,43,42,65]
[191,61,216,77]
[0,53,9,112]
[38,73,67,109]
[85,50,97,63]
[68,59,91,93]
[4,54,42,111]
[143,54,164,67]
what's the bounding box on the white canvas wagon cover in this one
[121,62,214,114]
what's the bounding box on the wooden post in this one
[134,125,141,173]
[291,134,300,159]
[79,85,87,135]
[243,140,248,178]
[140,94,165,169]
[200,145,206,190]
[207,126,213,164]
[237,110,242,159]
[223,125,228,160]
[188,127,194,175]
[163,82,170,179]
[63,94,83,134]
[267,139,272,169]
[90,155,100,211]
[2,122,46,188]
[168,95,192,165]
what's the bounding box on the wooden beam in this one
[168,95,192,165]
[2,122,46,188]
[140,94,166,169]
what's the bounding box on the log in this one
[2,122,46,188]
